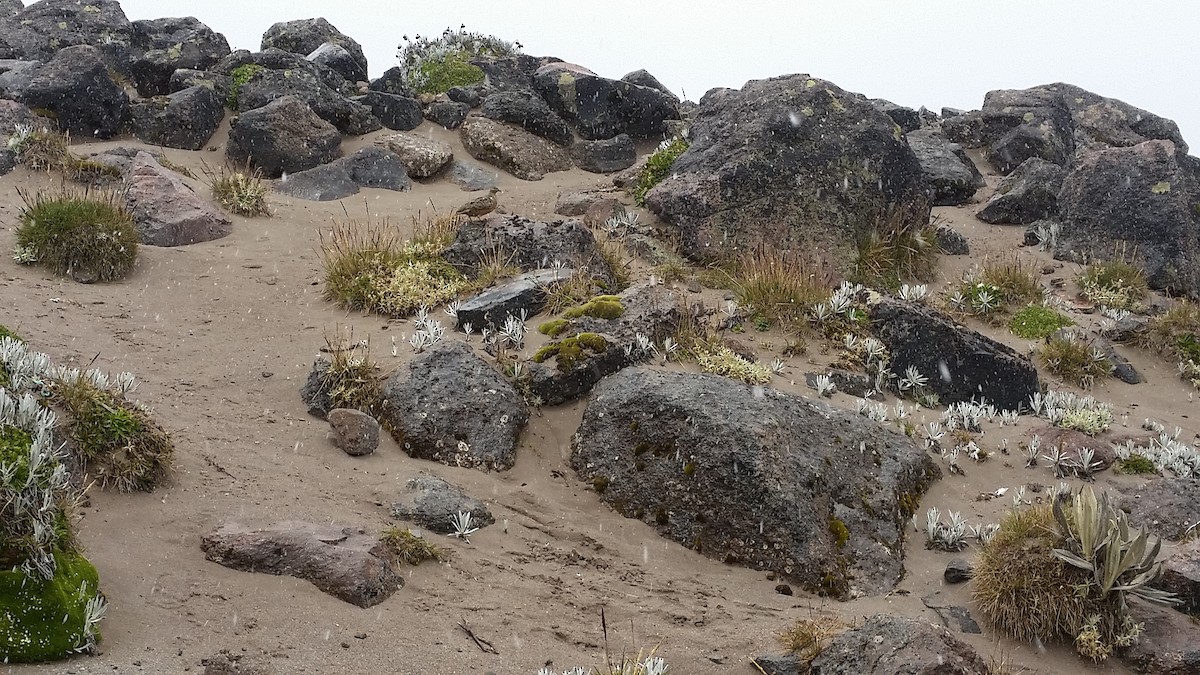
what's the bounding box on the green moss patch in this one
[228,63,264,109]
[632,137,689,205]
[0,551,102,662]
[562,295,625,320]
[1009,305,1074,339]
[533,333,609,371]
[538,319,569,337]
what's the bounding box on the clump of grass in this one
[1116,454,1157,475]
[852,207,938,290]
[472,246,520,289]
[204,162,270,217]
[951,257,1043,317]
[729,247,835,330]
[6,126,122,181]
[227,63,264,109]
[318,327,385,415]
[695,344,772,384]
[54,377,172,492]
[318,214,470,317]
[379,526,446,566]
[540,268,597,315]
[1079,260,1147,311]
[1137,300,1200,388]
[591,229,634,292]
[1010,305,1073,339]
[776,615,847,663]
[397,26,520,95]
[14,188,138,282]
[1039,333,1113,388]
[632,136,689,205]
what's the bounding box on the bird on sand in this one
[454,187,501,218]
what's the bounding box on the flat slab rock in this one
[200,521,401,608]
[809,614,989,674]
[124,151,232,246]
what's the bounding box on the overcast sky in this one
[110,0,1199,148]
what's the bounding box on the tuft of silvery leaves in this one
[811,373,835,397]
[499,311,527,349]
[448,511,479,542]
[897,365,927,392]
[1030,389,1114,435]
[925,507,969,551]
[1034,221,1061,251]
[770,357,786,376]
[1025,435,1041,468]
[660,337,680,363]
[1115,431,1200,478]
[624,333,657,362]
[898,283,929,303]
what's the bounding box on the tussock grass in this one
[318,214,470,317]
[205,162,270,217]
[1078,259,1147,311]
[319,327,385,415]
[730,247,836,329]
[379,526,446,566]
[1136,300,1200,388]
[14,188,138,282]
[7,126,122,182]
[776,615,847,662]
[472,245,521,289]
[1039,333,1113,388]
[852,207,937,290]
[952,256,1043,317]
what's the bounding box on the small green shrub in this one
[563,295,625,320]
[776,615,847,663]
[1079,260,1147,311]
[227,63,264,109]
[14,188,138,283]
[379,527,446,566]
[1038,333,1113,389]
[1116,454,1158,475]
[1010,305,1073,339]
[0,551,104,662]
[695,345,772,384]
[206,162,270,217]
[397,27,520,95]
[632,137,688,205]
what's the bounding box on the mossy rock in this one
[538,318,569,337]
[0,551,102,662]
[533,333,609,371]
[562,296,624,320]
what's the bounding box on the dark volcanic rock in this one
[299,358,334,419]
[871,98,921,133]
[326,408,380,457]
[201,522,401,607]
[645,74,929,262]
[424,100,470,129]
[1157,539,1200,615]
[168,68,232,104]
[375,132,452,178]
[367,66,411,97]
[129,85,224,150]
[809,615,988,674]
[471,53,562,93]
[214,47,351,96]
[572,368,939,598]
[332,146,411,191]
[226,96,342,178]
[1116,477,1200,542]
[274,163,359,202]
[455,269,576,332]
[571,134,637,173]
[977,157,1066,224]
[905,128,984,206]
[390,473,495,534]
[443,214,616,284]
[944,558,973,583]
[869,298,1040,410]
[260,17,367,83]
[533,62,680,140]
[480,89,573,146]
[237,67,379,135]
[0,0,134,68]
[10,45,127,138]
[621,69,679,101]
[935,224,970,255]
[460,116,573,181]
[1123,599,1200,675]
[355,91,422,131]
[129,16,231,96]
[447,160,498,191]
[379,342,528,472]
[1056,140,1200,298]
[306,42,361,84]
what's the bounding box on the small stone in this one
[261,371,273,378]
[341,641,349,649]
[774,583,793,596]
[354,633,368,640]
[327,408,381,456]
[944,558,973,583]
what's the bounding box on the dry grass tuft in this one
[205,162,270,217]
[852,207,938,290]
[730,247,836,329]
[1039,332,1113,388]
[379,526,446,566]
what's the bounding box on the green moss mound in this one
[228,64,264,109]
[15,189,138,283]
[538,319,569,337]
[1010,305,1074,339]
[562,295,625,320]
[533,333,609,371]
[415,53,483,94]
[0,551,102,662]
[632,137,689,205]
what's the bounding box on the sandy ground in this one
[0,126,1194,675]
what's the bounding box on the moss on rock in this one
[533,333,609,371]
[0,551,102,662]
[562,295,625,320]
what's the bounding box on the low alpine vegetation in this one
[852,206,938,290]
[1078,259,1147,311]
[774,615,848,665]
[312,328,386,415]
[227,63,264,109]
[1136,300,1200,388]
[949,257,1042,317]
[206,162,270,217]
[1009,304,1073,339]
[379,527,446,566]
[6,125,122,181]
[632,136,688,205]
[1038,332,1113,389]
[397,26,520,95]
[14,188,139,282]
[729,247,835,329]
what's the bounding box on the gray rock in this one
[1056,140,1200,299]
[299,358,334,419]
[944,558,973,583]
[202,651,272,675]
[1117,477,1200,542]
[0,1,21,19]
[424,101,470,129]
[129,85,224,150]
[367,66,411,97]
[941,107,966,118]
[554,190,619,217]
[1157,538,1200,615]
[447,160,498,191]
[390,473,495,534]
[810,615,988,674]
[871,98,921,133]
[976,157,1066,224]
[1100,315,1149,343]
[645,74,928,262]
[201,521,401,607]
[804,370,873,398]
[306,42,360,84]
[573,368,939,597]
[533,62,680,140]
[620,69,679,101]
[0,59,39,95]
[167,68,232,104]
[0,0,135,68]
[124,152,232,246]
[214,47,351,96]
[129,16,231,97]
[935,224,970,255]
[261,17,367,83]
[274,163,359,202]
[460,116,573,181]
[481,89,573,146]
[920,596,982,634]
[379,342,529,472]
[1122,599,1200,674]
[571,134,637,173]
[375,132,453,178]
[327,408,380,456]
[905,128,984,206]
[869,298,1040,410]
[9,45,127,138]
[455,269,577,331]
[447,85,484,108]
[0,147,13,175]
[227,96,341,178]
[752,654,802,675]
[237,67,379,135]
[0,98,37,143]
[332,146,411,191]
[443,214,617,286]
[355,91,422,131]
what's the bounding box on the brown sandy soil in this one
[1,126,1193,675]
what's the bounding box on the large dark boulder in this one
[0,1,21,19]
[10,45,127,138]
[367,66,411,97]
[260,17,367,83]
[274,163,359,202]
[306,42,361,84]
[460,116,572,181]
[332,146,411,191]
[237,67,379,135]
[424,101,470,129]
[378,342,529,472]
[645,74,929,262]
[1056,140,1200,298]
[213,47,352,97]
[480,89,573,146]
[129,16,231,97]
[621,69,678,101]
[532,62,681,140]
[809,615,989,674]
[129,85,224,150]
[870,99,921,133]
[124,152,232,246]
[1122,599,1200,675]
[443,214,617,285]
[1116,477,1200,542]
[869,298,1040,410]
[471,54,562,93]
[572,368,939,598]
[168,68,232,104]
[355,91,422,131]
[976,157,1066,224]
[0,0,134,68]
[905,128,984,206]
[571,134,637,173]
[226,96,342,177]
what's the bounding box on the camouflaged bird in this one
[454,187,501,218]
